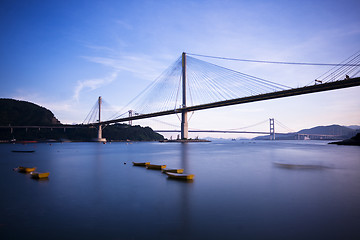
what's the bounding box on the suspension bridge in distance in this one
[154,118,277,138]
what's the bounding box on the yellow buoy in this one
[146,164,166,170]
[30,172,50,179]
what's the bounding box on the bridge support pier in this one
[98,124,102,139]
[181,111,188,139]
[96,124,106,142]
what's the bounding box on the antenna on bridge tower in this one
[269,118,275,140]
[181,52,189,139]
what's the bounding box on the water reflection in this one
[178,143,192,235]
[31,178,50,183]
[94,143,104,205]
[3,141,359,239]
[273,161,330,170]
[180,142,189,170]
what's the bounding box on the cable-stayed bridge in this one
[84,52,360,141]
[3,51,360,141]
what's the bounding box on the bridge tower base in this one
[94,96,107,142]
[181,111,188,139]
[94,124,107,142]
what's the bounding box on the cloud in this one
[81,53,168,81]
[83,44,115,53]
[115,20,133,30]
[81,38,176,82]
[73,71,119,101]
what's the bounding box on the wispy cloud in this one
[73,71,119,101]
[83,44,115,53]
[115,20,133,30]
[81,53,168,81]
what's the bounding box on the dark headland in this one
[329,133,360,146]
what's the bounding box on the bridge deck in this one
[99,77,360,125]
[2,77,358,129]
[0,125,92,129]
[155,130,340,137]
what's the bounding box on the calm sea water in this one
[0,140,360,240]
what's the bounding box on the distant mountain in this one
[253,124,359,140]
[298,125,355,136]
[346,125,360,130]
[0,98,60,126]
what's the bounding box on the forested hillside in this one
[0,99,164,141]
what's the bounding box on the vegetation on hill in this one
[0,98,164,141]
[103,124,164,141]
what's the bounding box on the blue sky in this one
[1,0,359,138]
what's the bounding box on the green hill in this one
[0,98,164,141]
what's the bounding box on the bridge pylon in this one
[95,96,106,142]
[128,110,133,126]
[181,52,188,139]
[269,118,275,140]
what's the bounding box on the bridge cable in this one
[83,100,99,124]
[274,119,295,133]
[305,50,360,86]
[225,119,269,131]
[106,54,299,122]
[187,53,360,67]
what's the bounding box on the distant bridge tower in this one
[96,96,106,142]
[128,110,133,126]
[269,118,275,140]
[181,52,188,139]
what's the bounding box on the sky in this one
[1,0,359,139]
